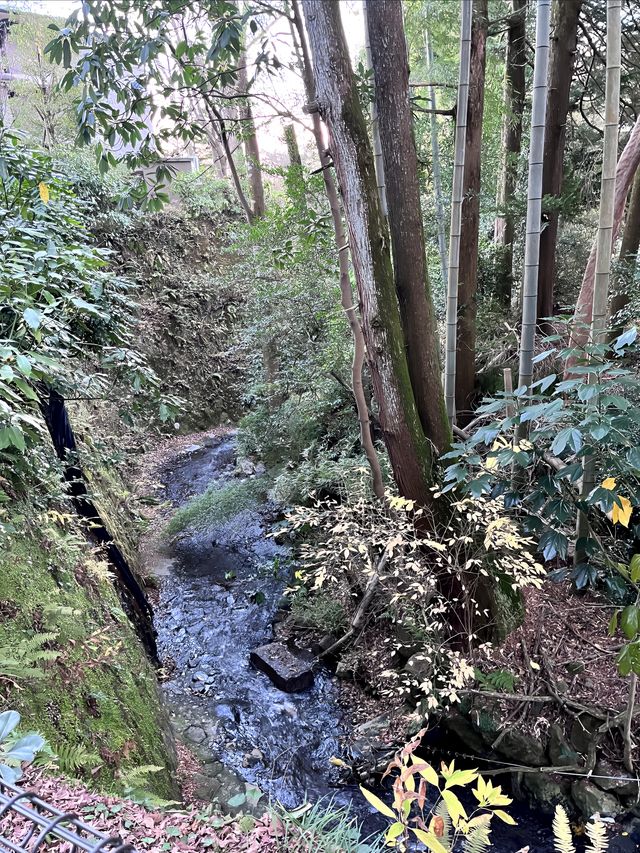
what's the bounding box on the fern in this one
[55,742,99,774]
[553,805,575,853]
[463,824,491,853]
[585,819,609,853]
[474,667,518,692]
[0,633,60,682]
[434,799,453,847]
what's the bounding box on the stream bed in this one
[147,433,602,851]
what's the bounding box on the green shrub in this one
[289,589,347,635]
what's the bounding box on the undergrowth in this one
[272,798,382,853]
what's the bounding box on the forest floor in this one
[5,769,290,852]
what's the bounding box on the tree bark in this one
[366,0,450,454]
[536,0,583,330]
[237,50,266,219]
[425,30,449,296]
[444,0,473,423]
[494,0,526,308]
[456,0,488,426]
[610,168,640,336]
[284,123,302,167]
[291,0,384,500]
[516,0,551,397]
[302,0,438,505]
[566,114,640,371]
[362,0,387,219]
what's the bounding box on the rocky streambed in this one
[143,432,632,851]
[147,433,385,830]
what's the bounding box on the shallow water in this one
[150,434,630,852]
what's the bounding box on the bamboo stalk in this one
[444,0,472,422]
[516,0,551,398]
[575,0,622,561]
[425,30,449,290]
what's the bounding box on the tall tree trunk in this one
[237,50,266,219]
[455,0,488,425]
[575,0,621,562]
[566,115,640,371]
[516,0,551,397]
[362,0,388,219]
[610,168,640,335]
[291,0,384,499]
[425,30,449,291]
[366,0,450,454]
[494,0,526,308]
[302,0,438,505]
[536,0,583,330]
[444,0,473,422]
[284,123,302,167]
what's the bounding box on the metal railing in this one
[0,779,136,852]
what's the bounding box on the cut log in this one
[249,642,314,693]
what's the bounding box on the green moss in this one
[165,476,269,535]
[0,518,177,799]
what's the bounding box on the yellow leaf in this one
[413,760,439,787]
[412,828,449,853]
[444,768,479,789]
[359,786,397,820]
[493,809,517,825]
[601,477,616,490]
[612,495,633,528]
[38,182,49,204]
[329,756,347,768]
[441,789,467,827]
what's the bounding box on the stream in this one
[147,433,624,852]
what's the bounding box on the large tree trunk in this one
[536,0,583,329]
[366,0,450,454]
[456,0,488,426]
[494,0,526,308]
[425,30,449,298]
[566,114,640,371]
[236,50,266,219]
[444,0,473,422]
[302,0,438,505]
[610,168,640,335]
[516,0,551,397]
[291,0,384,499]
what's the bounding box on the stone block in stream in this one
[249,642,314,692]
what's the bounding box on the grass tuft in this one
[165,477,270,535]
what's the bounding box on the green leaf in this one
[0,711,20,741]
[621,605,640,641]
[23,308,42,330]
[631,555,640,584]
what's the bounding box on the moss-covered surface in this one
[0,515,177,799]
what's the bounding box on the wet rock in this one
[593,759,639,798]
[192,671,209,682]
[182,444,203,455]
[571,779,619,818]
[523,772,571,812]
[249,642,314,692]
[548,723,581,767]
[404,652,433,685]
[441,709,486,755]
[570,713,600,755]
[495,729,547,767]
[184,725,207,745]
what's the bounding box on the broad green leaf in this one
[0,711,20,741]
[493,809,516,825]
[23,308,42,330]
[621,605,640,640]
[444,768,479,789]
[441,789,467,826]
